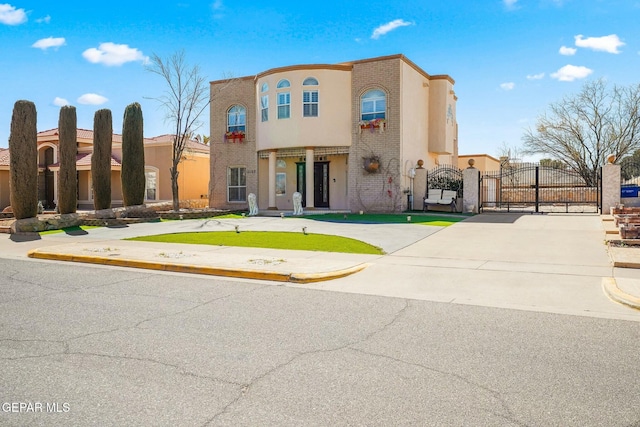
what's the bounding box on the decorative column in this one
[305,147,315,209]
[268,150,277,210]
[462,159,479,213]
[413,159,427,210]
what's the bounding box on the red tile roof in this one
[37,128,208,153]
[0,129,208,167]
[49,152,121,168]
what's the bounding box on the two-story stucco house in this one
[209,54,458,213]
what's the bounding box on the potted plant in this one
[359,118,385,133]
[363,155,380,173]
[225,130,245,143]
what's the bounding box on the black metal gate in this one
[480,163,601,213]
[426,165,463,198]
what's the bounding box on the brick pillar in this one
[602,163,620,214]
[463,166,480,213]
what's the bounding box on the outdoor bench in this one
[424,189,458,212]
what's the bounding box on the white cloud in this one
[77,93,108,105]
[500,82,515,91]
[32,37,65,50]
[503,0,518,9]
[82,42,148,66]
[53,97,69,107]
[0,3,27,25]
[574,34,624,54]
[371,19,412,40]
[550,64,593,82]
[36,15,50,23]
[559,46,576,56]
[527,73,545,80]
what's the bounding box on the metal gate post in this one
[535,166,540,213]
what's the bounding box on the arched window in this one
[227,105,246,132]
[303,77,318,86]
[276,79,290,88]
[261,82,269,92]
[361,89,386,121]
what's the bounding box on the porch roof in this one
[48,152,122,170]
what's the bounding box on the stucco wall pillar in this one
[268,150,277,209]
[463,165,480,214]
[602,163,620,214]
[305,147,315,209]
[413,163,427,210]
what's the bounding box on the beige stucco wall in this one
[400,61,430,194]
[428,78,456,155]
[111,171,123,206]
[144,144,172,201]
[78,170,90,206]
[458,154,501,172]
[256,68,352,151]
[178,152,210,201]
[0,170,9,210]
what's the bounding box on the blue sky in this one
[1,0,638,160]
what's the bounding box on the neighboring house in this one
[209,54,458,213]
[0,129,209,211]
[458,154,501,172]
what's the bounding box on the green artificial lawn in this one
[127,231,384,255]
[160,213,245,222]
[301,213,466,227]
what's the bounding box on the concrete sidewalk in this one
[4,213,640,318]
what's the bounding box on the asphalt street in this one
[1,259,640,426]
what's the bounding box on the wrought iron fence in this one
[480,163,600,213]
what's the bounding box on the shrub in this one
[9,100,38,219]
[91,109,112,210]
[58,106,77,214]
[121,102,145,206]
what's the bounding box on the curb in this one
[602,277,640,311]
[27,249,368,284]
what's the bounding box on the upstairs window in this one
[227,105,246,132]
[303,90,318,117]
[277,92,290,119]
[276,79,290,88]
[361,89,386,121]
[261,82,269,92]
[303,77,318,86]
[261,95,269,122]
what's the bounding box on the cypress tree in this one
[58,106,77,214]
[121,102,145,206]
[9,100,38,219]
[91,109,112,210]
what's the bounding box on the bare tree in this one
[523,79,640,186]
[496,141,525,167]
[146,50,210,211]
